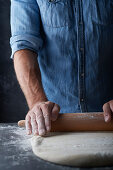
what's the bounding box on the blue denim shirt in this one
[10,0,113,113]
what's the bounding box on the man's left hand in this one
[103,100,113,122]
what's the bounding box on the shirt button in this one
[79,22,83,25]
[49,0,55,2]
[81,98,84,102]
[80,48,84,51]
[81,73,84,77]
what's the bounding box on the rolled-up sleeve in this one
[10,0,43,58]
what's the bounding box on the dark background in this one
[0,2,113,170]
[0,0,28,122]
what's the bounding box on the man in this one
[10,0,113,136]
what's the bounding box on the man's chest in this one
[36,0,113,28]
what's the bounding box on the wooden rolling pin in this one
[18,112,113,132]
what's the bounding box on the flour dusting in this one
[2,125,32,151]
[0,124,34,167]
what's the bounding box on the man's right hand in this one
[25,101,60,136]
[13,50,60,136]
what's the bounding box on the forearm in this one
[14,49,47,109]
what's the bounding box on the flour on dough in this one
[31,132,113,167]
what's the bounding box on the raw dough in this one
[31,132,113,167]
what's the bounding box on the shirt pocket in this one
[39,0,72,28]
[90,0,113,26]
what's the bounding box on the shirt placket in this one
[77,0,87,112]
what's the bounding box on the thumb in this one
[51,104,60,121]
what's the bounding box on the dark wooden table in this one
[0,123,113,170]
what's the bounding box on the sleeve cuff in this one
[10,34,43,59]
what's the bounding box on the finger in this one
[41,104,51,132]
[103,103,112,122]
[31,112,38,135]
[35,108,46,136]
[109,101,113,119]
[25,114,32,135]
[51,104,60,121]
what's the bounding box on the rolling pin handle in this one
[18,120,25,127]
